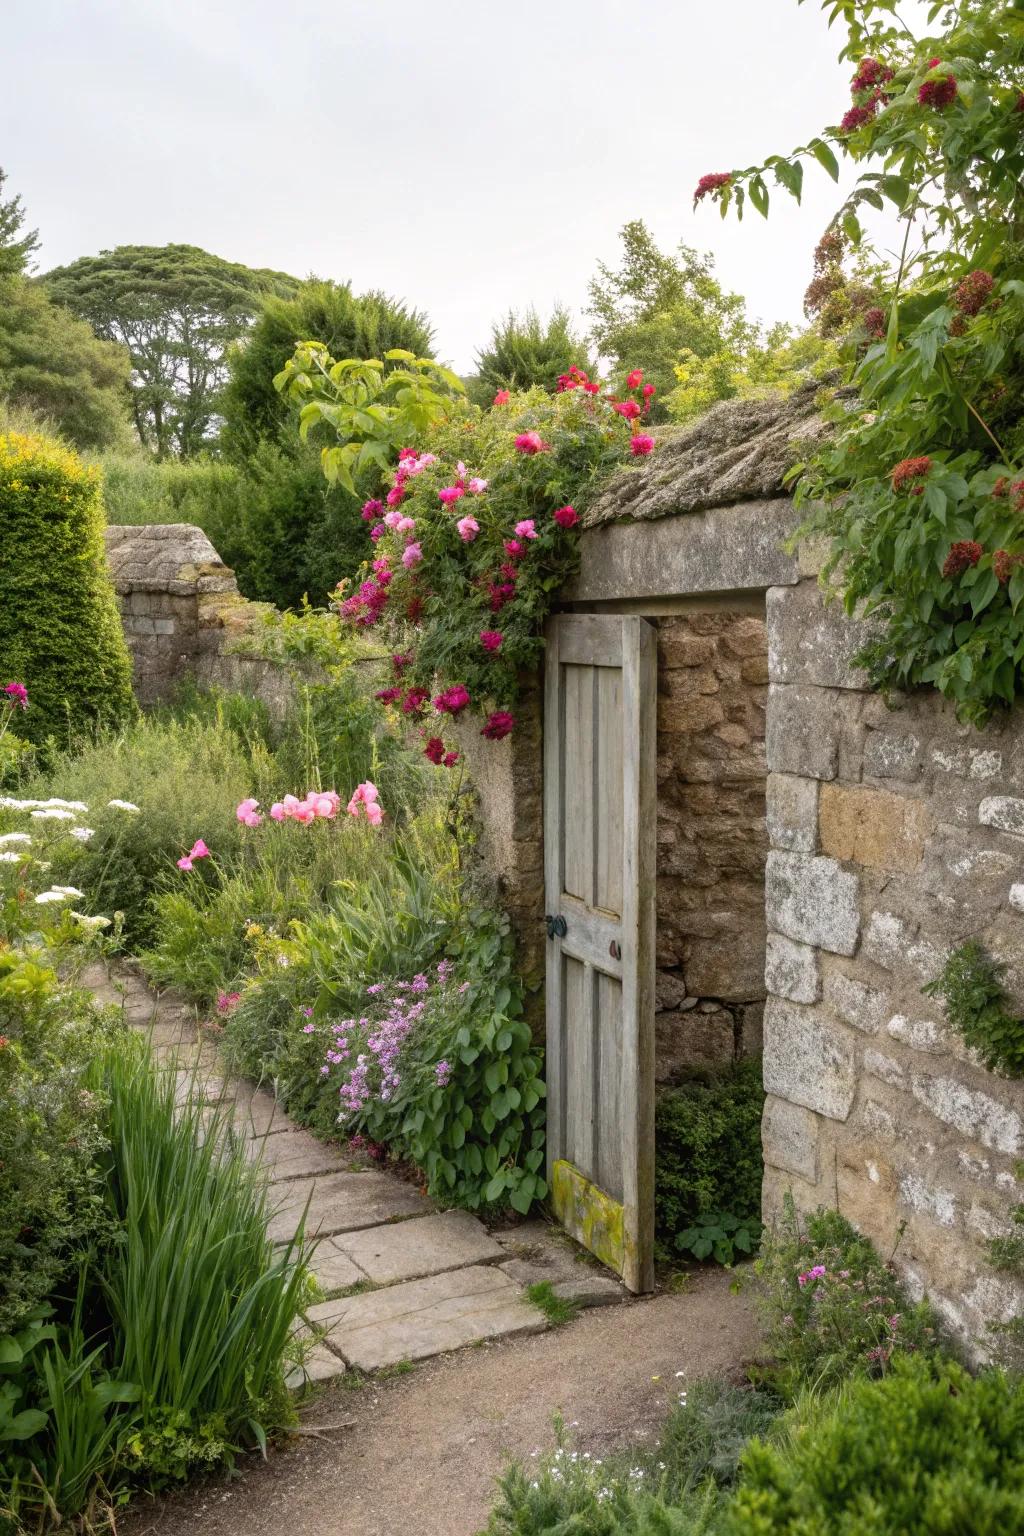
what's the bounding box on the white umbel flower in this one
[107,799,141,813]
[0,832,31,846]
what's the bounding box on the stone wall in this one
[103,523,308,713]
[761,575,1024,1354]
[655,611,768,1081]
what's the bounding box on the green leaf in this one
[809,138,840,181]
[748,175,770,219]
[842,210,863,245]
[774,158,804,202]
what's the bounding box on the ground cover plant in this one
[695,0,1024,724]
[654,1060,764,1267]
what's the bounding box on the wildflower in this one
[0,851,24,864]
[797,1264,827,1287]
[493,389,511,406]
[361,498,383,521]
[613,399,641,420]
[481,710,515,740]
[392,652,413,675]
[385,485,408,508]
[953,270,994,317]
[942,540,983,579]
[402,687,430,716]
[216,990,242,1014]
[457,514,480,541]
[71,912,111,931]
[402,542,423,570]
[630,434,655,457]
[69,826,94,842]
[0,832,30,846]
[468,476,488,494]
[551,504,579,530]
[443,750,459,767]
[236,797,262,828]
[840,103,877,133]
[35,889,73,904]
[434,1059,453,1087]
[406,594,425,623]
[642,383,656,401]
[395,515,416,534]
[514,431,548,454]
[504,539,526,559]
[626,368,644,389]
[177,838,210,872]
[891,455,932,493]
[347,781,383,826]
[31,807,76,821]
[480,630,503,652]
[488,581,516,612]
[3,682,28,709]
[861,306,886,340]
[918,64,957,109]
[424,736,445,765]
[434,684,471,715]
[693,171,732,205]
[375,685,402,704]
[369,523,386,543]
[438,485,465,505]
[514,519,538,539]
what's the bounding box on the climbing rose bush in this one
[696,0,1024,724]
[330,377,653,752]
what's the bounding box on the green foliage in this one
[654,1060,764,1266]
[0,430,136,753]
[985,1160,1024,1368]
[924,938,1024,1076]
[220,277,433,458]
[468,306,593,407]
[723,1356,1024,1534]
[276,344,465,495]
[0,953,117,1336]
[525,1282,580,1328]
[0,166,38,281]
[0,275,133,451]
[663,325,834,424]
[42,244,299,458]
[97,1038,307,1478]
[586,220,759,420]
[754,1199,940,1399]
[483,1382,779,1536]
[704,4,1024,723]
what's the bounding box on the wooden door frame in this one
[543,614,657,1293]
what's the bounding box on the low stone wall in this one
[761,575,1024,1353]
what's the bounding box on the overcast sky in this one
[4,0,922,371]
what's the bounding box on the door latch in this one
[545,913,568,940]
[609,940,622,961]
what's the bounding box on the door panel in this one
[544,613,656,1293]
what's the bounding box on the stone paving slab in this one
[311,1238,368,1293]
[333,1209,504,1286]
[266,1171,431,1245]
[246,1128,349,1183]
[307,1265,547,1371]
[225,1087,293,1138]
[285,1341,347,1388]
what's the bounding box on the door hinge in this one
[545,913,568,940]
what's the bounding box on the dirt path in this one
[120,1269,758,1536]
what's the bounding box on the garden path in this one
[82,962,626,1383]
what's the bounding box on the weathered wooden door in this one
[543,614,656,1293]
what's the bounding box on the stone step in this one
[245,1128,349,1183]
[330,1209,504,1286]
[306,1265,547,1371]
[266,1171,431,1246]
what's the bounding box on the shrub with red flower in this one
[918,63,957,109]
[953,270,994,317]
[941,541,984,579]
[481,711,516,741]
[434,685,471,715]
[994,550,1024,586]
[553,505,579,528]
[840,103,877,134]
[851,57,894,94]
[891,456,933,493]
[514,431,548,454]
[693,172,732,206]
[631,434,656,457]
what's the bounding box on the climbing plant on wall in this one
[696,0,1024,724]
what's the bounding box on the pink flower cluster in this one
[797,1264,827,1288]
[268,789,342,824]
[438,459,489,506]
[347,780,384,825]
[177,838,210,871]
[3,682,28,710]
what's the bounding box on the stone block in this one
[863,730,923,782]
[818,785,929,872]
[684,928,766,999]
[660,633,716,668]
[862,910,944,981]
[762,1095,820,1181]
[1010,884,1024,914]
[762,997,857,1121]
[152,618,176,636]
[863,1048,906,1088]
[766,773,819,853]
[658,692,725,734]
[266,1171,431,1245]
[899,1172,957,1229]
[766,580,875,690]
[886,1013,945,1055]
[766,684,839,780]
[910,1072,1023,1156]
[933,747,1003,781]
[823,970,885,1034]
[549,1276,623,1309]
[765,933,821,1004]
[765,851,860,956]
[331,1210,504,1285]
[979,796,1024,837]
[655,1006,735,1080]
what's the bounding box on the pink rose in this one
[514,519,538,540]
[457,515,479,542]
[402,542,423,569]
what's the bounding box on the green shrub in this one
[0,951,118,1335]
[724,1357,1024,1534]
[654,1060,764,1265]
[924,939,1024,1077]
[0,431,135,752]
[754,1200,940,1399]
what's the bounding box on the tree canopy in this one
[467,305,593,406]
[586,220,759,419]
[0,167,39,280]
[219,277,433,458]
[41,244,299,458]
